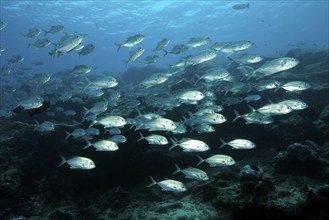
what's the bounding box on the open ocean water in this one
[0,1,329,219]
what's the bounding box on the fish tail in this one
[89,120,96,128]
[65,131,71,140]
[232,110,241,122]
[115,43,122,52]
[196,155,204,166]
[83,139,92,149]
[123,59,129,68]
[163,49,168,57]
[57,154,66,167]
[169,138,178,150]
[33,120,40,131]
[82,106,89,116]
[247,104,256,112]
[172,163,181,175]
[274,86,281,93]
[137,132,145,142]
[219,138,227,149]
[147,176,157,187]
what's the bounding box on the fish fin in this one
[65,131,71,140]
[82,106,89,116]
[274,87,281,93]
[33,120,40,131]
[163,49,168,57]
[137,132,144,142]
[172,163,181,175]
[247,104,256,112]
[232,109,241,122]
[196,155,204,166]
[169,138,178,150]
[83,139,92,149]
[147,176,157,187]
[57,154,66,167]
[89,120,96,128]
[219,138,226,149]
[114,43,122,52]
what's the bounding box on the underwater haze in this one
[1,1,329,220]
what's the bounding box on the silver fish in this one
[196,154,235,167]
[173,164,209,181]
[115,34,144,51]
[58,155,95,170]
[147,176,186,192]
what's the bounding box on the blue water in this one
[1,0,328,74]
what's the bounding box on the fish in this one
[78,43,95,57]
[243,94,261,103]
[220,138,256,149]
[254,103,293,116]
[176,90,205,103]
[7,55,24,64]
[211,42,232,51]
[107,128,121,135]
[91,115,126,128]
[58,155,95,170]
[65,128,86,140]
[191,113,227,125]
[115,34,144,51]
[0,45,5,53]
[184,49,217,66]
[185,37,211,48]
[63,110,76,116]
[0,66,11,77]
[139,55,160,64]
[84,139,119,151]
[83,101,107,116]
[196,154,235,167]
[139,73,168,88]
[72,64,91,75]
[141,117,177,131]
[173,164,209,181]
[52,34,84,57]
[154,38,170,51]
[232,3,249,10]
[34,121,55,132]
[254,80,281,91]
[254,57,299,77]
[28,39,51,48]
[233,110,274,124]
[21,28,41,38]
[19,95,44,110]
[85,127,100,137]
[90,76,118,89]
[279,81,311,92]
[0,21,7,30]
[43,25,64,35]
[124,46,145,66]
[228,53,263,65]
[109,135,127,143]
[220,40,253,54]
[138,133,168,145]
[170,138,209,152]
[193,124,215,133]
[163,44,188,56]
[147,176,186,192]
[197,67,230,82]
[277,99,308,110]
